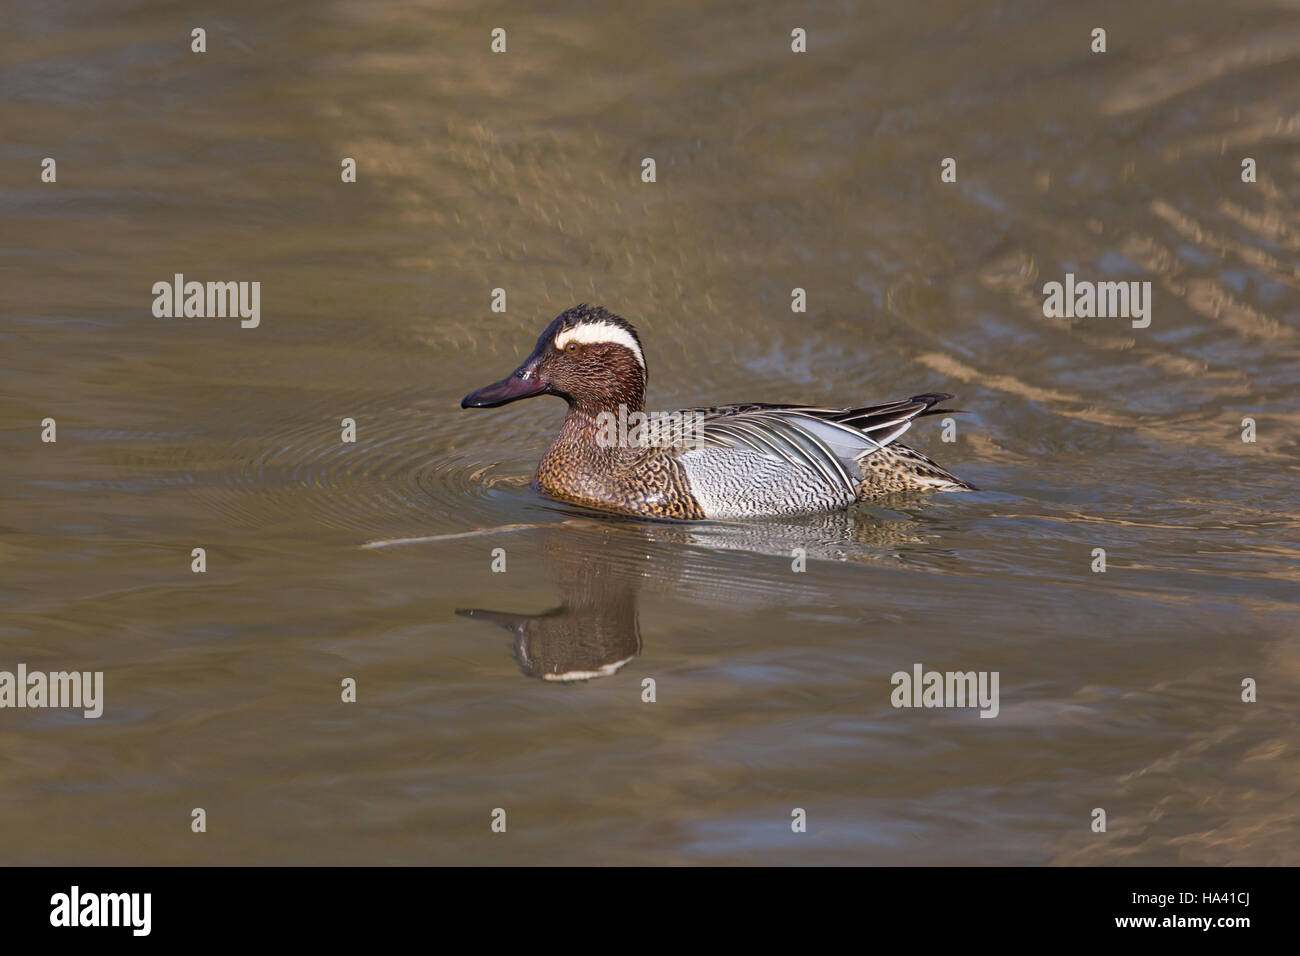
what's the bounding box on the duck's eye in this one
[565,343,579,353]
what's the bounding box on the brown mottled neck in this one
[545,368,646,471]
[568,390,645,419]
[558,384,643,450]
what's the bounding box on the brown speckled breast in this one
[536,440,705,520]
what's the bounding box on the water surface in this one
[1,0,1298,864]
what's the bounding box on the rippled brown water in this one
[2,0,1298,864]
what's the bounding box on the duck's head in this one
[460,305,647,414]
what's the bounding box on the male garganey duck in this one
[461,305,975,519]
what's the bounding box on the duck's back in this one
[664,394,974,519]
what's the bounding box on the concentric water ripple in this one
[142,390,545,539]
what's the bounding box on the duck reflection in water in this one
[456,503,939,682]
[457,533,642,682]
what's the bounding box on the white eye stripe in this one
[554,323,645,369]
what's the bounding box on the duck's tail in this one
[856,441,977,497]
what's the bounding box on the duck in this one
[461,305,975,519]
